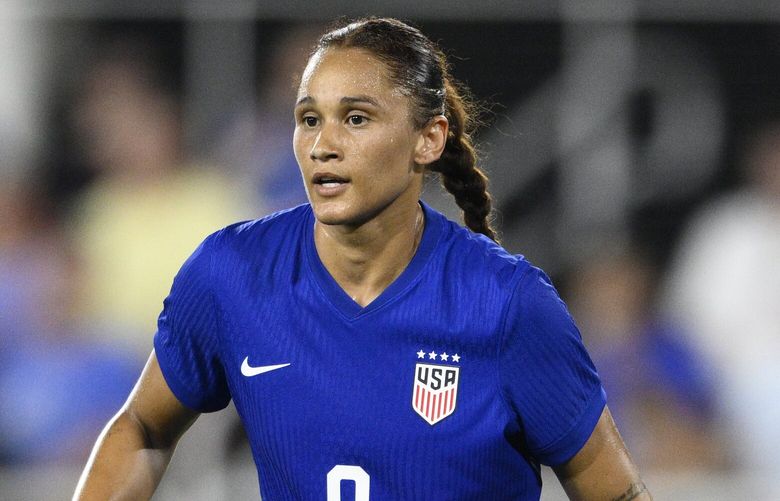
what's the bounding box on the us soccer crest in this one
[412,350,460,425]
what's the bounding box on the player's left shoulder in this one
[442,220,530,286]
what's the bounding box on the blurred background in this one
[1,1,778,500]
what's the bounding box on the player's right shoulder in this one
[206,204,312,252]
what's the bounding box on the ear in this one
[414,115,449,166]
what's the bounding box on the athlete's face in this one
[293,48,438,227]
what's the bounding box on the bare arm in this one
[554,406,652,501]
[73,351,199,501]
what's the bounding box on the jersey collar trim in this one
[303,201,445,320]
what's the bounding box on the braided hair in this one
[316,18,498,241]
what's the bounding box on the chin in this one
[312,199,385,229]
[310,200,357,226]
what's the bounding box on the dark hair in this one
[316,18,498,241]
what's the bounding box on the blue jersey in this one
[154,202,605,500]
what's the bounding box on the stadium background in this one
[1,1,779,499]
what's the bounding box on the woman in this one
[75,18,650,500]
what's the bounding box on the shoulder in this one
[428,206,532,291]
[184,204,312,284]
[205,204,312,253]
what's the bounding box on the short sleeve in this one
[499,266,606,466]
[153,234,231,413]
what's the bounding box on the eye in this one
[303,116,318,127]
[348,115,368,126]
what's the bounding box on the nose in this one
[310,123,342,162]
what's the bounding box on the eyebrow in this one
[296,96,314,106]
[295,95,381,107]
[341,95,380,107]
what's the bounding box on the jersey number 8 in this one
[327,465,370,501]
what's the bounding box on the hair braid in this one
[429,81,497,241]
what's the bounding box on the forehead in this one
[297,47,400,100]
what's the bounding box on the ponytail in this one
[428,81,498,242]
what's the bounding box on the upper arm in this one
[553,406,651,501]
[499,266,606,465]
[498,265,648,498]
[73,351,199,500]
[152,232,232,413]
[124,351,200,449]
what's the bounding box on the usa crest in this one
[412,350,460,425]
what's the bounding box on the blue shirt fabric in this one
[154,202,605,500]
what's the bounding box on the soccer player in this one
[74,18,651,500]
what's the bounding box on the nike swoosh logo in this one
[241,357,291,377]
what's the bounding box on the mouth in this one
[312,172,350,189]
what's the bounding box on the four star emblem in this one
[417,350,461,363]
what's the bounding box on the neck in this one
[314,201,425,307]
